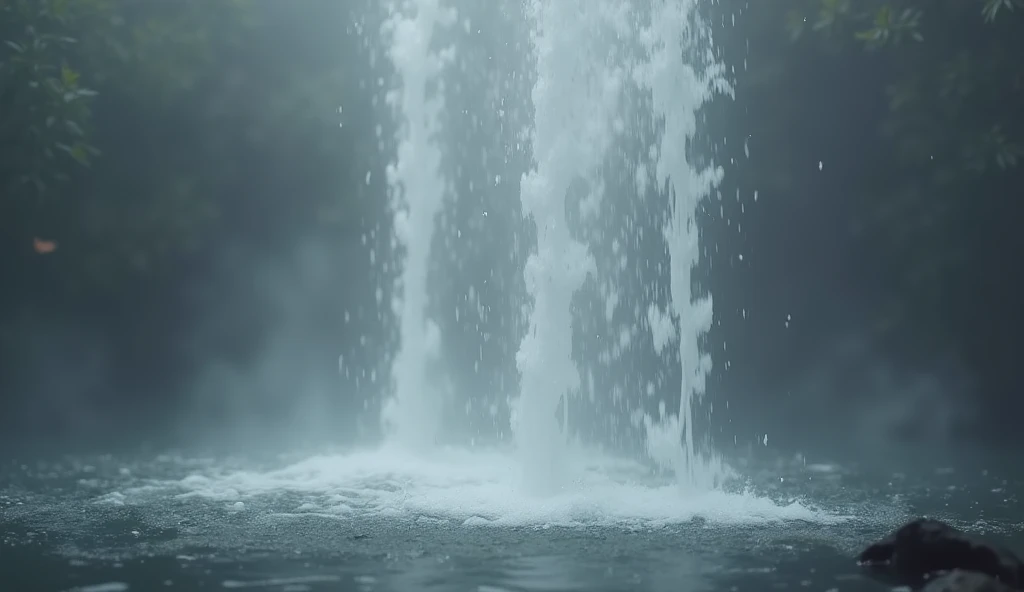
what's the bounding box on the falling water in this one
[513,0,728,491]
[380,0,457,449]
[638,0,728,488]
[379,0,728,489]
[511,0,614,492]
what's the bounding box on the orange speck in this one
[33,238,57,254]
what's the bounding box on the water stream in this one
[382,0,729,491]
[380,0,456,449]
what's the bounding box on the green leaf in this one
[60,65,79,88]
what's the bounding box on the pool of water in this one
[2,448,1021,592]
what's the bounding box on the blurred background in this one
[1,0,1021,466]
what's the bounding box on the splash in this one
[380,0,457,449]
[636,0,730,488]
[511,0,624,493]
[89,448,850,529]
[513,0,729,491]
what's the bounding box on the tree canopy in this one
[782,0,1022,344]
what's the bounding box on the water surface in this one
[2,449,1021,592]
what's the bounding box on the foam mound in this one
[98,446,849,529]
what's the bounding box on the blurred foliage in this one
[1,0,104,196]
[0,0,365,309]
[1,0,252,191]
[782,0,1024,343]
[0,0,383,426]
[1,0,247,297]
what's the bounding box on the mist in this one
[1,0,1022,472]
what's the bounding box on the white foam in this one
[112,448,847,529]
[222,576,341,589]
[66,584,129,592]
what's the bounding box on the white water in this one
[380,0,456,449]
[127,0,837,529]
[513,0,728,491]
[637,0,728,488]
[512,0,613,493]
[95,447,848,529]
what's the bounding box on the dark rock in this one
[922,570,1017,592]
[858,518,1024,589]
